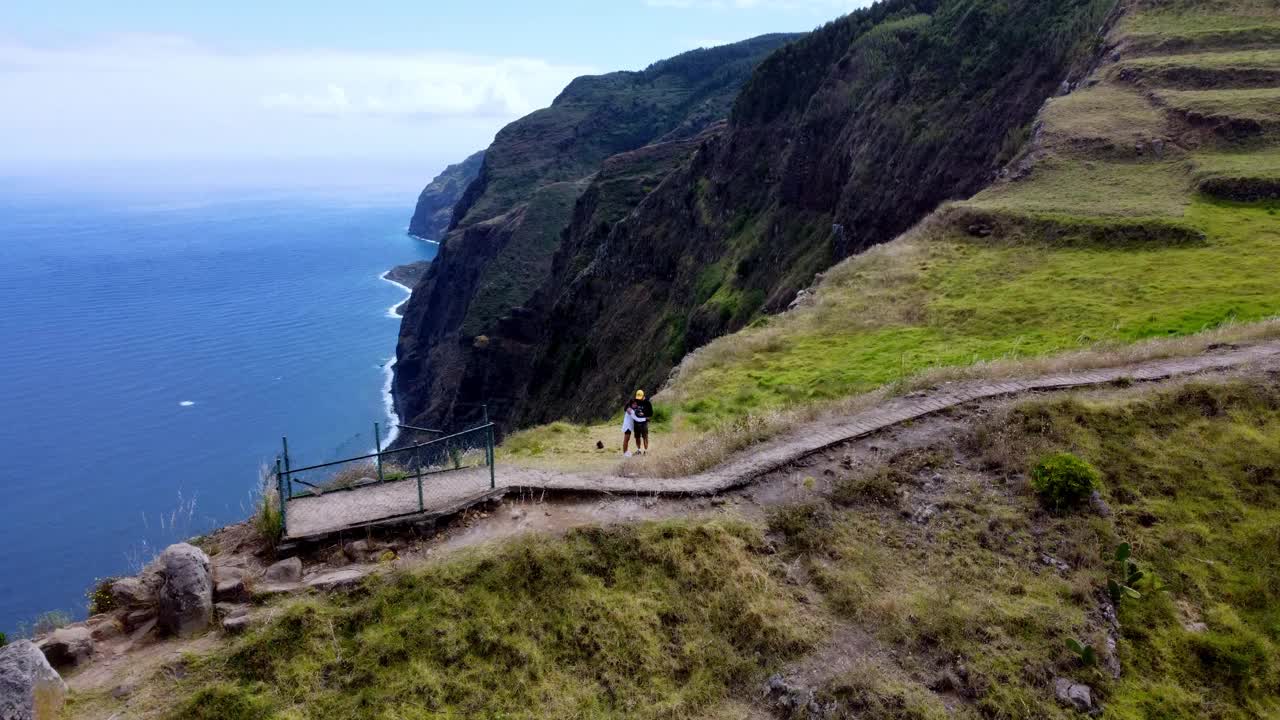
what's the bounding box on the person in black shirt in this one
[630,390,653,455]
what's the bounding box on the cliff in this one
[394,35,799,434]
[407,151,484,241]
[396,0,1117,434]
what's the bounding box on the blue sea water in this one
[0,175,436,632]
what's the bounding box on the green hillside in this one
[74,375,1280,719]
[653,0,1280,429]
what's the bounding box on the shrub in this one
[86,577,121,616]
[33,611,71,635]
[767,502,836,553]
[253,464,283,548]
[165,683,275,720]
[1030,452,1100,512]
[0,632,7,646]
[832,467,902,507]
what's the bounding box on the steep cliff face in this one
[397,0,1116,434]
[394,35,798,434]
[510,0,1119,426]
[407,151,484,241]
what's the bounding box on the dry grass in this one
[1039,84,1171,151]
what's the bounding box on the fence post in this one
[417,472,425,513]
[275,456,287,536]
[281,436,292,498]
[374,422,385,483]
[487,424,496,490]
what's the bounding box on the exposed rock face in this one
[384,261,432,290]
[394,0,1115,433]
[305,568,370,591]
[394,35,797,435]
[37,627,94,669]
[214,579,249,604]
[109,577,153,609]
[0,640,66,720]
[1054,677,1094,712]
[263,557,302,585]
[408,151,485,240]
[157,543,213,638]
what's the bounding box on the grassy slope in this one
[799,377,1280,718]
[81,523,820,720]
[644,0,1280,427]
[985,382,1280,718]
[81,377,1280,719]
[495,0,1280,474]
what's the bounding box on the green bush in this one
[767,502,835,553]
[832,467,903,507]
[85,577,121,616]
[651,403,673,426]
[253,464,283,549]
[0,631,7,646]
[165,683,275,720]
[1030,452,1100,512]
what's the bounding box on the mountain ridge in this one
[395,0,1118,435]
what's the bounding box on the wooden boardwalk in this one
[284,341,1280,539]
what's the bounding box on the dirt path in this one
[518,340,1280,493]
[285,340,1280,539]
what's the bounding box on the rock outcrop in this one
[408,151,485,241]
[36,627,93,670]
[263,557,302,585]
[0,640,66,720]
[1054,677,1095,712]
[157,543,213,638]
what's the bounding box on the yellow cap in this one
[635,390,645,400]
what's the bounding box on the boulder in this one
[214,602,243,619]
[0,640,67,720]
[37,626,94,669]
[264,557,302,585]
[85,615,123,643]
[109,577,154,609]
[343,540,376,563]
[214,579,249,603]
[306,568,369,591]
[157,543,213,638]
[1054,677,1093,712]
[222,613,253,635]
[213,566,246,584]
[123,608,156,632]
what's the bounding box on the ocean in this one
[0,175,436,632]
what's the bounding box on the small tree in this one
[1030,452,1100,512]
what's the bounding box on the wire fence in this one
[270,421,496,539]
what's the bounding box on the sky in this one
[0,1,875,186]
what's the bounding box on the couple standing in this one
[621,389,653,457]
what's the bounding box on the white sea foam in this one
[406,231,442,245]
[179,400,195,407]
[379,270,412,318]
[381,354,400,449]
[377,267,418,448]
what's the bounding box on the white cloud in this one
[0,35,594,166]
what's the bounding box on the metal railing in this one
[270,421,496,538]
